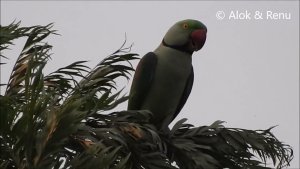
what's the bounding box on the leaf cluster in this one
[0,21,139,169]
[168,119,293,169]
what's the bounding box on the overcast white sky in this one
[1,1,299,168]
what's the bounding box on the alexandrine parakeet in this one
[128,19,207,130]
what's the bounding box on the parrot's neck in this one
[154,44,192,66]
[162,39,193,55]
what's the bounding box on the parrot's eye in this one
[182,23,189,29]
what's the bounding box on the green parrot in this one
[128,19,207,131]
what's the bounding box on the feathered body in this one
[128,19,207,130]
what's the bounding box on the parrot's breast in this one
[141,46,192,127]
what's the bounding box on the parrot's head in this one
[163,19,207,53]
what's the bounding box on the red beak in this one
[191,29,207,51]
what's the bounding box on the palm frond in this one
[0,21,55,53]
[74,110,176,169]
[169,119,294,169]
[43,61,90,102]
[65,145,130,169]
[2,23,55,97]
[0,21,139,169]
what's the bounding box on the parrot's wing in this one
[128,52,157,110]
[172,67,194,121]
